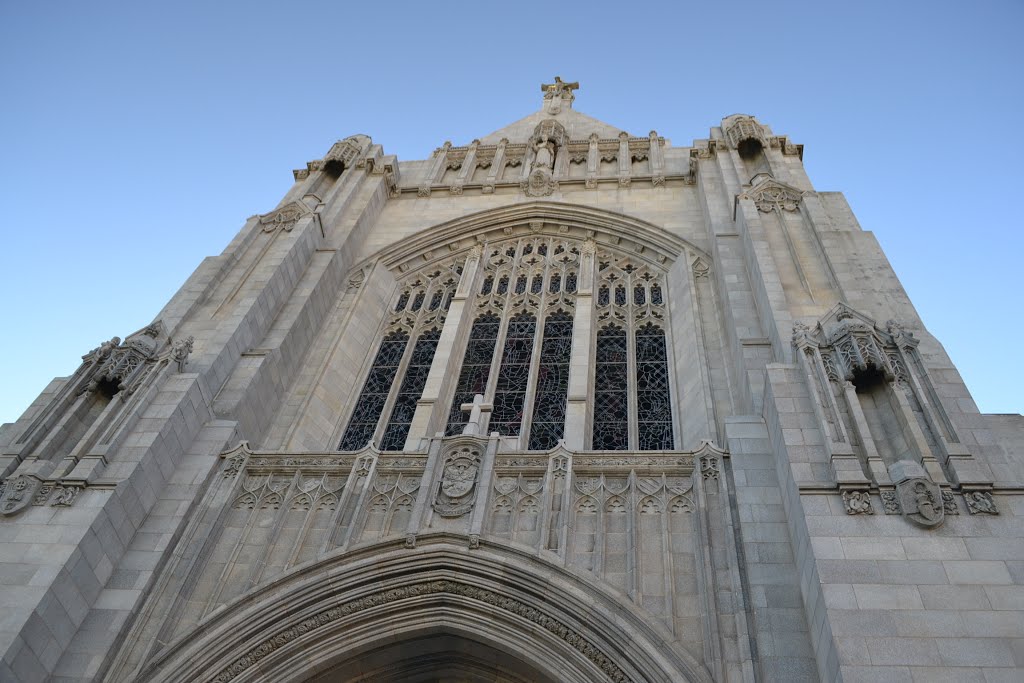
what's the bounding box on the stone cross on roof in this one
[541,76,578,114]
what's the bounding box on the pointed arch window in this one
[446,314,501,435]
[636,324,674,450]
[339,331,409,450]
[592,326,629,450]
[528,311,573,450]
[379,329,441,450]
[491,313,536,436]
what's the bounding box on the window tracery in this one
[529,311,574,450]
[340,260,462,451]
[593,252,673,449]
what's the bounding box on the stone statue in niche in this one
[533,137,554,172]
[896,477,944,528]
[433,445,482,517]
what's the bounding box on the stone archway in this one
[134,535,711,683]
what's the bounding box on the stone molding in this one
[131,536,711,683]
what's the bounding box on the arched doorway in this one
[134,535,710,683]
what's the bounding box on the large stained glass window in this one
[592,326,629,450]
[379,329,441,450]
[339,331,409,450]
[491,313,536,436]
[528,311,573,450]
[636,324,674,449]
[593,251,674,450]
[446,314,501,435]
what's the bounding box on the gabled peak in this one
[476,77,629,146]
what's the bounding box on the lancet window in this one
[344,233,680,453]
[444,236,581,443]
[340,260,461,451]
[592,252,674,450]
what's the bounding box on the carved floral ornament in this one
[791,307,913,384]
[259,202,310,233]
[738,175,805,213]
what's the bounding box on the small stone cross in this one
[460,394,493,436]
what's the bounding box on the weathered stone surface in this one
[0,78,1020,683]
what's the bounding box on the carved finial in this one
[540,77,578,114]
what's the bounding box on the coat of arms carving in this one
[0,474,42,516]
[896,477,944,528]
[433,445,482,518]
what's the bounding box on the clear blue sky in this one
[1,1,1021,424]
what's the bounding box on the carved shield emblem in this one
[0,474,42,516]
[440,461,478,499]
[896,477,944,528]
[433,448,482,518]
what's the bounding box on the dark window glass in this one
[446,314,501,436]
[538,244,548,256]
[636,324,674,450]
[598,286,609,307]
[614,285,626,306]
[549,273,561,293]
[339,331,409,450]
[531,274,543,294]
[481,276,493,295]
[429,291,443,311]
[491,313,536,436]
[592,327,628,450]
[497,276,509,295]
[515,275,527,294]
[634,285,646,305]
[410,291,425,312]
[651,283,663,305]
[379,329,442,450]
[443,291,453,310]
[395,291,409,312]
[528,312,573,450]
[566,272,577,293]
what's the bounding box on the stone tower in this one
[1,79,1022,682]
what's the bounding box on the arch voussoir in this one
[136,534,710,683]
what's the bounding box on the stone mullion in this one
[247,470,303,587]
[617,132,631,185]
[586,134,599,187]
[201,473,287,620]
[885,378,950,486]
[466,437,499,541]
[658,477,675,633]
[795,344,868,487]
[332,455,378,553]
[625,470,639,601]
[898,346,977,485]
[482,138,507,193]
[649,131,665,185]
[418,141,451,196]
[564,242,596,449]
[371,331,417,450]
[627,284,640,451]
[838,381,892,487]
[450,140,478,194]
[402,248,482,450]
[517,304,546,449]
[283,477,329,571]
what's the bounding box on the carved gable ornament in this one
[259,201,310,233]
[433,441,483,517]
[739,174,804,213]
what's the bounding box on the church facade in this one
[1,79,1022,682]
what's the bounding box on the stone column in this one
[586,133,599,188]
[649,131,665,185]
[450,139,478,194]
[563,240,596,449]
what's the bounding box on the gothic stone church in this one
[2,79,1022,683]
